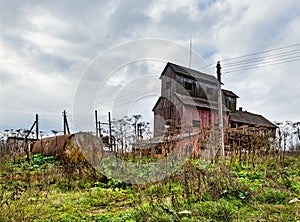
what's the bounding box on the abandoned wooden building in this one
[134,62,276,158]
[152,62,276,135]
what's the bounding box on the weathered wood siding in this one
[182,106,229,133]
[174,74,218,100]
[153,96,183,137]
[224,95,237,112]
[154,65,230,137]
[161,66,176,98]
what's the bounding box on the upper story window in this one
[185,82,193,91]
[176,80,196,96]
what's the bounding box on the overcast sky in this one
[1,0,300,134]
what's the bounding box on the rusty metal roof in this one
[167,62,218,83]
[229,110,276,128]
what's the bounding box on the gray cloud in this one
[1,0,300,133]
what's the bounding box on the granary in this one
[137,62,276,158]
[152,62,276,135]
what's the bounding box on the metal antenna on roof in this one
[189,33,192,68]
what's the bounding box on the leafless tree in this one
[292,122,300,143]
[112,115,151,154]
[275,121,294,159]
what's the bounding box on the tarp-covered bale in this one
[32,132,102,164]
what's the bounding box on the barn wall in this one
[224,96,237,112]
[174,74,218,101]
[161,66,176,98]
[153,96,183,137]
[154,63,230,137]
[182,106,229,133]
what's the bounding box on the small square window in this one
[192,120,200,128]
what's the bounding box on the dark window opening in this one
[165,120,171,126]
[192,120,200,128]
[185,82,193,91]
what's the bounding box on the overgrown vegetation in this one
[0,151,299,221]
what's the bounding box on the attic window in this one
[192,120,200,128]
[166,81,171,89]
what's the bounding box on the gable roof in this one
[165,62,219,84]
[152,96,163,111]
[229,110,276,129]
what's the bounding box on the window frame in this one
[192,120,201,128]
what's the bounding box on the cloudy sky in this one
[1,0,300,134]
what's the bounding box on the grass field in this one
[0,153,299,221]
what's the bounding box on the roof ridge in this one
[232,110,276,128]
[238,110,263,117]
[168,62,210,74]
[167,62,217,81]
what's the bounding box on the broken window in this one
[185,82,193,91]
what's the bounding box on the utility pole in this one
[62,110,70,135]
[63,110,66,135]
[108,112,112,152]
[98,121,109,137]
[217,61,225,163]
[189,33,192,68]
[98,121,101,137]
[95,110,99,137]
[35,113,39,140]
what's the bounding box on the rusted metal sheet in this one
[32,132,102,163]
[32,134,73,156]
